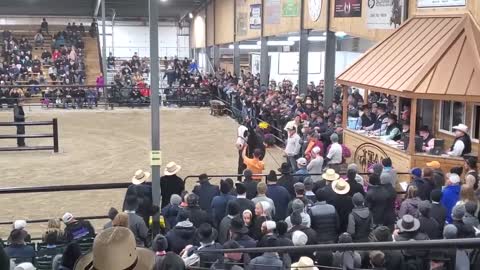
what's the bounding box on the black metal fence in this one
[0,118,59,152]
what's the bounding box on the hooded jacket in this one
[441,184,461,224]
[347,206,372,242]
[166,221,196,254]
[398,197,421,218]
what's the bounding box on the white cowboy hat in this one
[291,257,319,270]
[322,169,340,182]
[332,179,350,195]
[74,227,155,270]
[131,170,151,185]
[164,162,182,176]
[452,124,468,133]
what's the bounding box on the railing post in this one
[52,118,59,153]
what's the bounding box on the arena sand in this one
[0,107,284,237]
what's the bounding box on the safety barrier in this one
[0,118,59,153]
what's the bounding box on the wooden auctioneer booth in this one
[337,13,480,185]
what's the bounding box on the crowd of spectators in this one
[1,154,479,269]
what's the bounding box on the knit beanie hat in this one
[465,201,478,215]
[292,230,308,246]
[410,168,422,178]
[352,193,365,206]
[452,204,466,221]
[291,199,305,213]
[152,234,168,252]
[170,194,182,206]
[430,189,443,203]
[443,224,458,239]
[380,172,393,185]
[418,200,431,217]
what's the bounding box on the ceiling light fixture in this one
[228,44,261,50]
[335,31,347,38]
[256,40,295,46]
[287,36,326,42]
[189,12,194,19]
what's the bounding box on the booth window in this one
[473,105,480,140]
[440,101,465,133]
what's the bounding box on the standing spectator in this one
[13,102,25,147]
[243,170,258,200]
[370,226,404,270]
[230,216,257,248]
[451,204,475,238]
[277,163,296,198]
[242,147,265,181]
[165,211,195,254]
[303,178,317,203]
[308,189,338,243]
[381,157,397,187]
[161,194,182,229]
[418,200,441,240]
[233,182,256,215]
[325,133,343,171]
[184,224,223,269]
[62,212,95,242]
[192,174,220,215]
[248,237,283,270]
[107,52,115,69]
[330,179,353,233]
[252,182,276,216]
[284,124,301,172]
[41,18,49,34]
[211,180,236,227]
[463,201,479,228]
[252,202,271,240]
[398,185,421,218]
[218,201,240,244]
[307,147,323,183]
[179,194,211,227]
[347,193,372,242]
[294,158,308,183]
[152,235,168,269]
[430,189,447,226]
[332,233,362,270]
[89,18,98,37]
[123,196,149,247]
[265,170,291,221]
[346,168,365,197]
[365,173,396,230]
[441,173,461,223]
[160,162,184,208]
[394,215,429,269]
[285,199,311,228]
[464,156,479,189]
[95,72,104,96]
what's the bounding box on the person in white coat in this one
[307,146,324,182]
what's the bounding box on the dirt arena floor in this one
[0,107,284,237]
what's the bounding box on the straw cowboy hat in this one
[322,169,340,182]
[291,257,319,270]
[131,170,151,185]
[74,227,155,270]
[332,179,350,195]
[452,124,469,133]
[164,162,181,176]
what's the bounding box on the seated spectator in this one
[14,263,36,270]
[74,227,155,270]
[347,193,372,242]
[42,219,64,244]
[166,211,195,254]
[4,229,34,264]
[161,194,182,229]
[34,31,44,46]
[10,220,31,243]
[62,212,95,242]
[37,232,62,257]
[152,234,168,269]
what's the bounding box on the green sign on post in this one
[282,0,299,17]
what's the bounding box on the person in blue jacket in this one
[441,173,461,224]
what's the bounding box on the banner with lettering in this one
[265,0,281,24]
[282,0,299,17]
[367,0,404,29]
[335,0,362,17]
[417,0,465,8]
[250,4,262,29]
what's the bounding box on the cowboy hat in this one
[196,223,218,243]
[278,163,292,174]
[291,257,319,270]
[74,227,155,270]
[332,179,350,195]
[164,162,181,176]
[396,215,420,232]
[131,170,151,185]
[452,123,468,133]
[322,169,340,182]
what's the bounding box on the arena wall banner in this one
[237,12,248,36]
[367,0,404,29]
[417,0,465,8]
[334,0,362,17]
[250,4,262,29]
[265,0,281,24]
[282,0,300,17]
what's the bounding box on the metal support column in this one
[101,0,108,107]
[213,45,220,71]
[233,42,240,76]
[298,29,309,95]
[260,36,269,87]
[149,0,161,207]
[323,0,336,107]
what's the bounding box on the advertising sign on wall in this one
[282,0,300,17]
[237,12,248,36]
[367,0,404,29]
[249,4,262,29]
[417,0,465,8]
[265,0,281,24]
[251,53,261,75]
[335,0,362,17]
[308,0,323,22]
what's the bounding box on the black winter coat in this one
[165,225,196,254]
[365,184,396,227]
[160,175,185,208]
[192,182,220,215]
